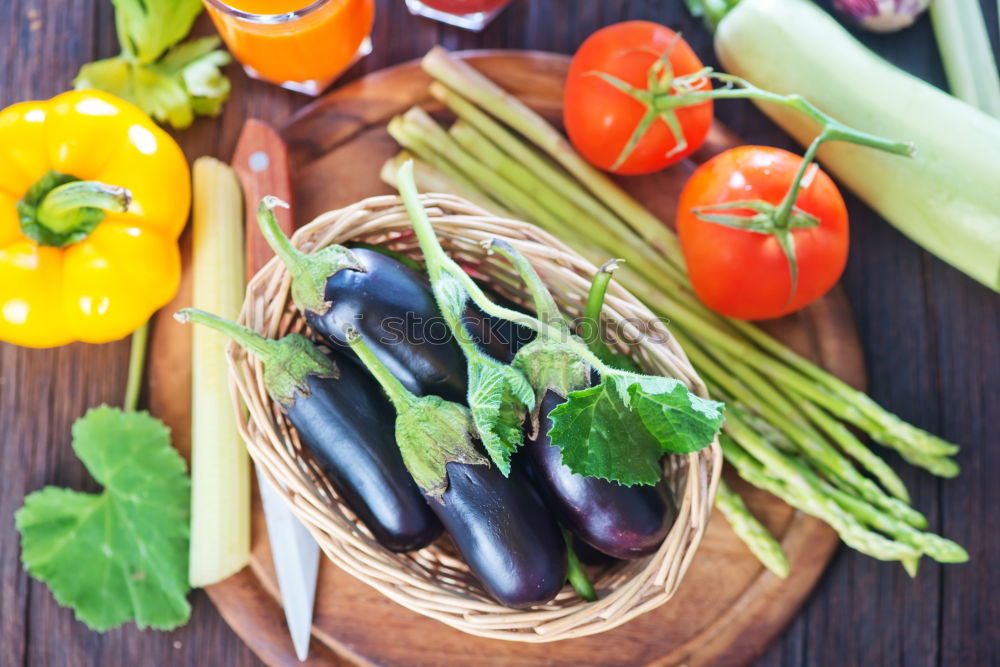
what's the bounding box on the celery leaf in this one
[75,37,231,129]
[111,0,204,64]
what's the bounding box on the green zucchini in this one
[714,0,1000,291]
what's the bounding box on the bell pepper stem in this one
[123,321,149,413]
[36,180,131,235]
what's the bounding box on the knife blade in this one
[233,119,319,663]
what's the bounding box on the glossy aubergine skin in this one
[306,248,467,403]
[431,461,567,608]
[286,362,442,552]
[523,390,676,560]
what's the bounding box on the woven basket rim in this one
[227,192,722,642]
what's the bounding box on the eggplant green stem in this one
[123,321,149,413]
[257,196,363,315]
[257,197,307,277]
[174,308,272,360]
[580,259,621,358]
[485,239,565,328]
[397,160,615,378]
[344,325,417,410]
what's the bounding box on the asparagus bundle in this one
[379,46,966,574]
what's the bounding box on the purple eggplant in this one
[345,326,567,608]
[286,365,443,552]
[176,309,442,553]
[307,247,469,402]
[522,390,676,559]
[432,461,567,608]
[258,200,468,403]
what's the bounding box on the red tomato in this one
[564,21,713,175]
[676,146,849,321]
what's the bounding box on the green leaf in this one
[111,0,204,64]
[467,361,535,476]
[15,406,191,631]
[548,376,664,486]
[75,34,230,130]
[394,396,487,497]
[627,376,725,454]
[548,374,724,485]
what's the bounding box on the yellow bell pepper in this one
[0,90,189,348]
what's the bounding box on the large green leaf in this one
[16,406,191,631]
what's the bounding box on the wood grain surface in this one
[1,1,997,666]
[146,51,852,666]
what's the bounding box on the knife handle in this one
[232,119,296,279]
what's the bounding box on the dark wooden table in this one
[1,1,997,665]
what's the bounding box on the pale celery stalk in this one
[188,157,250,587]
[930,0,1000,118]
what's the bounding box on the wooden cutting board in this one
[149,51,862,666]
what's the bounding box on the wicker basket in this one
[228,193,723,642]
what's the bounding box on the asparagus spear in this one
[720,432,920,564]
[715,479,790,579]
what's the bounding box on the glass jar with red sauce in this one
[404,0,514,31]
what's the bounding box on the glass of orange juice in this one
[203,0,375,95]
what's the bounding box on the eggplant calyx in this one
[256,196,365,316]
[344,325,488,498]
[175,308,337,407]
[513,338,589,416]
[395,397,489,499]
